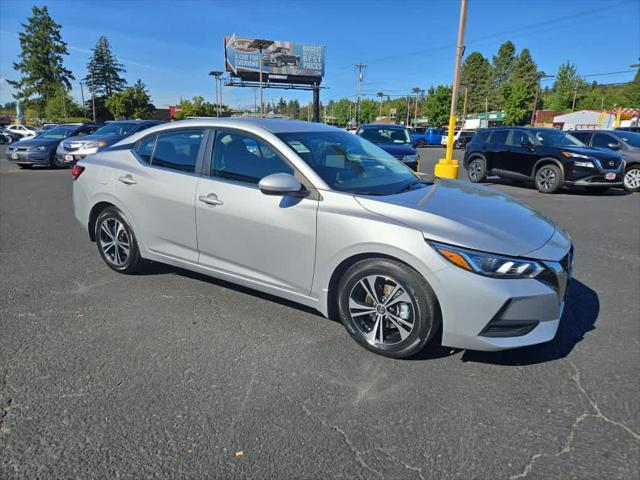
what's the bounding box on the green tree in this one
[459,52,493,114]
[491,41,517,109]
[173,96,222,120]
[333,98,354,125]
[9,6,74,113]
[105,80,155,119]
[548,61,587,112]
[504,82,533,125]
[44,85,82,121]
[422,85,452,127]
[84,36,127,121]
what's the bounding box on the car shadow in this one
[482,177,630,196]
[459,278,599,366]
[136,261,324,319]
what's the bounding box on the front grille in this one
[14,147,28,152]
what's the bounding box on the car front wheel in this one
[468,158,487,183]
[337,258,439,358]
[623,165,640,192]
[95,207,142,274]
[535,164,563,193]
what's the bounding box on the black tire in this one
[535,164,563,194]
[18,164,32,169]
[95,207,142,274]
[50,152,65,169]
[623,165,640,192]
[467,157,487,183]
[337,258,440,359]
[415,139,426,148]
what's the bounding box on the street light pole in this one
[434,0,468,179]
[79,81,86,119]
[208,71,223,117]
[354,63,366,126]
[248,39,274,117]
[530,72,551,125]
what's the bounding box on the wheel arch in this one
[88,201,117,242]
[532,157,564,177]
[325,252,441,322]
[465,152,487,169]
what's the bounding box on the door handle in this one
[198,194,224,206]
[118,175,137,185]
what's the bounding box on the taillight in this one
[72,165,85,180]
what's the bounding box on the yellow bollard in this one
[434,115,459,179]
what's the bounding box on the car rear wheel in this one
[623,166,640,192]
[468,158,487,183]
[337,258,439,358]
[415,139,426,148]
[535,164,563,194]
[95,207,142,274]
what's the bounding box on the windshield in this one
[616,131,640,148]
[37,126,78,139]
[532,129,584,147]
[277,131,419,195]
[360,126,411,145]
[94,122,137,136]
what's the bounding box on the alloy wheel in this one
[624,168,640,190]
[537,167,556,191]
[469,160,483,181]
[99,217,131,267]
[348,275,416,346]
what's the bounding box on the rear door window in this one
[152,129,206,173]
[507,130,530,146]
[136,134,157,164]
[569,131,592,145]
[489,130,508,145]
[592,133,619,149]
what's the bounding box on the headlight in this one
[82,141,98,149]
[429,241,544,279]
[29,145,47,152]
[562,151,590,159]
[573,160,595,168]
[402,154,417,162]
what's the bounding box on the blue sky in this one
[0,0,638,110]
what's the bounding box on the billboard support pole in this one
[312,83,320,123]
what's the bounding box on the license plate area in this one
[605,172,616,181]
[11,152,18,160]
[64,154,74,162]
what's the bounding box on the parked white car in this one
[6,124,38,139]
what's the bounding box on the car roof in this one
[104,120,160,124]
[150,118,339,134]
[360,123,407,129]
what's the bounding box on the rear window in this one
[472,130,491,144]
[489,130,509,145]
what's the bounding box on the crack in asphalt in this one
[376,447,425,480]
[299,403,383,479]
[510,360,640,479]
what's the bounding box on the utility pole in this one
[571,83,578,112]
[79,82,86,119]
[405,94,411,126]
[530,72,552,126]
[254,89,258,114]
[377,92,384,118]
[354,63,366,126]
[208,71,223,116]
[90,70,96,123]
[434,0,468,179]
[412,87,421,124]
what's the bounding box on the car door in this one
[569,131,593,146]
[114,128,207,262]
[485,129,509,171]
[195,129,318,295]
[505,129,538,176]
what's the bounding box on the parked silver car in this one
[73,118,573,358]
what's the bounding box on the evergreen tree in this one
[9,6,74,113]
[491,41,517,108]
[548,61,587,112]
[84,36,127,98]
[423,85,452,127]
[459,52,493,114]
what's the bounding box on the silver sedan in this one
[72,118,572,358]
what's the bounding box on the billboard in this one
[224,35,324,85]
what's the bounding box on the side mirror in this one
[258,173,304,196]
[607,143,621,150]
[521,138,535,149]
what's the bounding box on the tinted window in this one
[473,130,491,144]
[592,133,618,149]
[569,131,592,144]
[136,123,157,133]
[136,134,157,163]
[94,122,137,136]
[614,131,640,147]
[531,129,583,147]
[507,130,530,146]
[152,129,204,173]
[412,127,426,134]
[211,130,292,184]
[359,127,411,145]
[489,130,508,145]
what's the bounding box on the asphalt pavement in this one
[1,144,639,479]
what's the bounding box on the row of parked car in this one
[4,120,162,168]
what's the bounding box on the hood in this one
[375,143,416,157]
[356,179,561,259]
[11,137,60,148]
[563,145,622,161]
[63,134,124,146]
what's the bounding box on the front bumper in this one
[429,244,572,351]
[55,151,91,165]
[6,150,50,165]
[565,161,625,187]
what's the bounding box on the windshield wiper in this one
[396,180,427,194]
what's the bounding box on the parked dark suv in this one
[463,127,625,193]
[570,129,640,192]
